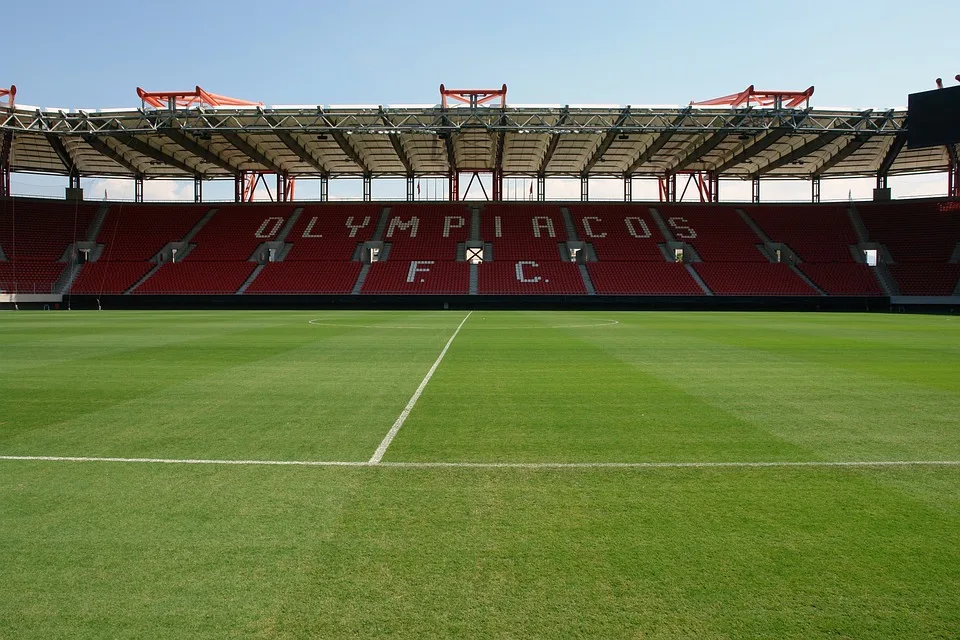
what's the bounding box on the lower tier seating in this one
[693,263,817,295]
[245,262,361,294]
[71,262,154,295]
[798,263,883,296]
[362,261,469,294]
[588,262,703,295]
[890,264,960,296]
[133,262,256,294]
[478,261,586,295]
[0,260,66,294]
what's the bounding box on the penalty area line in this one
[369,310,473,464]
[1,456,959,470]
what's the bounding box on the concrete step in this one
[578,263,596,295]
[183,208,218,242]
[789,264,825,296]
[55,262,82,295]
[685,264,713,295]
[274,207,303,242]
[126,262,163,294]
[560,207,579,241]
[846,205,871,243]
[237,264,265,294]
[470,206,481,241]
[873,262,899,296]
[371,207,391,241]
[86,203,110,242]
[648,207,676,242]
[352,263,371,294]
[469,262,478,295]
[736,208,773,243]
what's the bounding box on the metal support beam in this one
[625,109,690,175]
[448,170,459,202]
[116,135,201,177]
[82,135,140,175]
[581,107,631,174]
[752,176,761,203]
[0,131,10,197]
[221,132,285,175]
[947,144,959,199]
[68,172,81,190]
[813,135,869,177]
[708,171,719,202]
[320,175,329,202]
[331,131,371,174]
[235,174,244,202]
[658,173,677,202]
[876,132,907,190]
[756,135,837,176]
[624,175,632,202]
[406,175,415,201]
[538,109,569,175]
[580,175,589,202]
[162,129,239,177]
[812,176,821,203]
[134,176,143,203]
[277,132,328,175]
[493,126,505,201]
[363,174,372,202]
[46,134,78,175]
[194,177,203,203]
[536,174,545,202]
[713,128,790,174]
[672,116,747,174]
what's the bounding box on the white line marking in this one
[308,319,619,329]
[2,455,959,470]
[369,310,473,464]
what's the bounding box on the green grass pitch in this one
[1,310,959,638]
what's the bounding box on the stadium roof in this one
[0,89,956,183]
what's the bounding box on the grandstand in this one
[0,84,958,308]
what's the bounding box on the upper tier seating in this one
[745,205,857,263]
[478,261,586,294]
[245,262,361,294]
[186,205,297,261]
[362,261,470,294]
[382,204,470,261]
[97,204,210,262]
[588,262,704,295]
[285,205,380,261]
[656,205,767,262]
[569,205,666,261]
[482,204,567,261]
[859,201,960,263]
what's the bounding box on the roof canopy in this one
[1,101,953,181]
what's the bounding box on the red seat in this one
[478,261,585,294]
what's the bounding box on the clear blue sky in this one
[6,0,958,109]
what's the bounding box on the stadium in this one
[2,4,960,638]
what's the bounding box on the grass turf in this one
[1,310,958,638]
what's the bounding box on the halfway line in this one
[1,456,959,470]
[369,311,473,464]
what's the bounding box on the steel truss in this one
[1,83,954,203]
